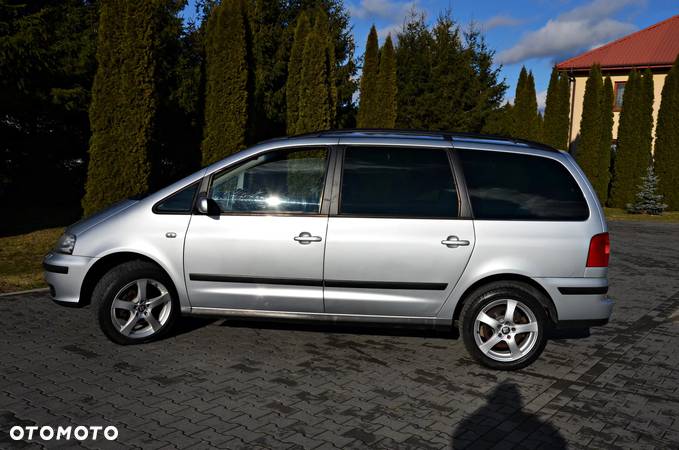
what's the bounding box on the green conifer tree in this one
[598,76,614,203]
[286,11,310,135]
[512,67,540,140]
[627,165,667,215]
[357,25,380,127]
[201,0,250,165]
[297,16,336,133]
[639,69,655,173]
[82,1,163,215]
[543,67,571,149]
[395,12,433,129]
[558,71,572,148]
[576,65,606,201]
[655,56,679,210]
[482,102,513,136]
[610,70,655,207]
[375,34,397,128]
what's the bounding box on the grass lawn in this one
[0,228,63,294]
[605,208,679,223]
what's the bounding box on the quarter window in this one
[154,182,198,213]
[209,148,328,214]
[458,150,589,221]
[340,147,458,218]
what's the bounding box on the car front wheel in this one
[460,281,548,370]
[93,261,178,344]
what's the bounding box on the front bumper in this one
[43,252,93,304]
[536,277,614,323]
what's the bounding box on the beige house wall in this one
[566,71,667,150]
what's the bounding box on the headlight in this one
[55,233,76,255]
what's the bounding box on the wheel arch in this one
[452,274,558,326]
[79,252,174,307]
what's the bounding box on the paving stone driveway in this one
[1,221,679,449]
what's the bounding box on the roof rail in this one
[284,128,559,152]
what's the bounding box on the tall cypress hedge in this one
[598,76,614,202]
[201,0,250,165]
[512,67,540,141]
[543,67,570,149]
[610,71,655,207]
[82,1,162,215]
[655,56,679,210]
[286,12,310,135]
[356,25,380,128]
[375,35,397,128]
[576,65,607,201]
[297,13,336,133]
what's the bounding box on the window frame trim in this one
[330,144,470,220]
[613,81,626,112]
[196,145,336,217]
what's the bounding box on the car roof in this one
[262,129,561,153]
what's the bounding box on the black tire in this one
[92,260,179,345]
[460,281,549,370]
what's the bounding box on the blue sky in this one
[181,0,678,108]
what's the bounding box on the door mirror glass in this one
[208,148,328,214]
[196,196,209,214]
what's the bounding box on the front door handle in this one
[441,236,470,248]
[294,232,322,244]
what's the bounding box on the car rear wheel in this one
[460,281,548,370]
[93,260,178,344]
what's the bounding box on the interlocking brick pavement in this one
[1,221,679,449]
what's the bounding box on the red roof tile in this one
[556,15,679,71]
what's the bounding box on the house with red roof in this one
[556,14,679,148]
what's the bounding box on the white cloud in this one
[482,15,523,31]
[497,0,643,65]
[377,22,403,42]
[348,0,417,20]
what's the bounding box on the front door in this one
[323,146,475,317]
[184,147,330,312]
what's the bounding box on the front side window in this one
[458,150,589,221]
[340,147,458,218]
[208,148,328,214]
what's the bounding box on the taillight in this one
[586,232,610,267]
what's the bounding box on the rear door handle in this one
[294,232,322,244]
[441,236,470,248]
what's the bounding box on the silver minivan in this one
[44,130,613,370]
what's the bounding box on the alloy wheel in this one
[473,298,539,362]
[110,279,172,339]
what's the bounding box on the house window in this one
[613,82,625,111]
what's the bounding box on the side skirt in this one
[184,307,452,329]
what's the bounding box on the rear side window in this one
[340,147,458,218]
[458,150,589,221]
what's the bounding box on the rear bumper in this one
[43,252,93,304]
[536,277,614,323]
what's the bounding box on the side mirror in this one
[196,195,210,214]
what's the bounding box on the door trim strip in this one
[189,274,323,286]
[324,280,448,290]
[188,274,447,291]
